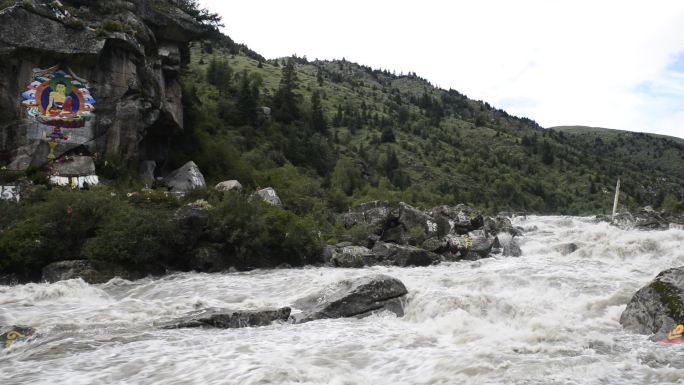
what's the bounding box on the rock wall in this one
[0,0,205,175]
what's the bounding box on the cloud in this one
[202,0,684,137]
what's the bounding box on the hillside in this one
[164,40,684,216]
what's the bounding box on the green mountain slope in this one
[166,37,684,216]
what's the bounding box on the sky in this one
[202,0,684,138]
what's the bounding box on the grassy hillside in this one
[164,37,684,218]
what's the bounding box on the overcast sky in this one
[203,0,684,138]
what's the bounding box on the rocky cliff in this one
[0,0,206,177]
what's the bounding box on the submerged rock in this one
[293,274,408,323]
[620,266,684,338]
[160,307,291,329]
[41,260,130,284]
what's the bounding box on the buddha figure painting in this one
[21,66,96,129]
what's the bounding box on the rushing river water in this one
[2,216,684,385]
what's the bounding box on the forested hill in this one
[166,37,684,215]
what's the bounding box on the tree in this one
[236,74,258,126]
[206,58,233,94]
[541,140,554,165]
[332,158,363,195]
[380,127,396,143]
[272,58,301,123]
[316,67,324,86]
[310,90,327,134]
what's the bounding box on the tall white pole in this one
[612,177,620,220]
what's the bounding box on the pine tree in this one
[272,58,301,123]
[310,90,327,134]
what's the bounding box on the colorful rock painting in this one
[21,66,96,159]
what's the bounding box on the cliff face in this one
[0,0,205,175]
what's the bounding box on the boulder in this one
[620,266,684,338]
[293,274,407,323]
[556,242,579,255]
[371,242,440,267]
[496,233,522,257]
[429,204,482,234]
[1,326,36,349]
[329,246,375,268]
[252,187,282,207]
[215,180,242,192]
[41,260,130,284]
[468,230,495,258]
[160,307,291,329]
[399,202,437,234]
[342,201,392,233]
[161,161,206,193]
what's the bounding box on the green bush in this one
[209,192,322,267]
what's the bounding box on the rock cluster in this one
[330,201,523,266]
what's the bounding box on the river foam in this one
[1,216,684,384]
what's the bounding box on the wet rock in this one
[497,233,522,257]
[380,202,438,245]
[252,187,282,207]
[293,274,407,323]
[1,326,36,349]
[484,215,522,237]
[321,245,336,265]
[41,260,129,284]
[162,161,206,193]
[620,266,684,338]
[215,180,242,192]
[330,246,375,268]
[468,230,495,258]
[557,242,579,255]
[160,307,291,329]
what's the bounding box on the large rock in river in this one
[371,242,440,267]
[160,307,291,329]
[620,266,684,338]
[293,274,408,323]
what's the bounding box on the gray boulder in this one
[342,201,392,233]
[160,307,291,329]
[556,242,579,255]
[162,161,206,193]
[429,204,482,234]
[496,233,522,257]
[215,180,242,192]
[252,187,282,207]
[329,246,375,268]
[293,274,407,323]
[41,260,130,284]
[380,202,438,245]
[620,266,684,338]
[371,242,440,267]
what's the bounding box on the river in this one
[2,216,684,384]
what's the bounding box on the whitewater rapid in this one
[2,216,684,385]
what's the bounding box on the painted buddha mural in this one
[21,66,96,159]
